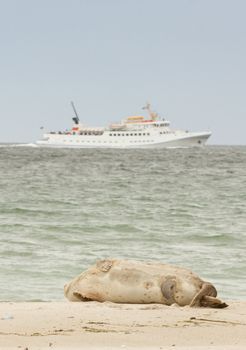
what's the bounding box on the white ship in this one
[36,103,211,148]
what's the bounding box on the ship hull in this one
[36,132,211,149]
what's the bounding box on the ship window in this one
[126,133,129,136]
[118,134,121,136]
[147,133,150,136]
[143,133,146,136]
[109,133,112,136]
[130,133,133,136]
[139,133,141,136]
[134,133,137,136]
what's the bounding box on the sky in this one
[0,0,246,144]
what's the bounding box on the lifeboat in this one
[125,116,145,123]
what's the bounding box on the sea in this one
[0,145,245,302]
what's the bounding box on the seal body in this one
[64,259,227,308]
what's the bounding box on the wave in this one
[0,143,38,148]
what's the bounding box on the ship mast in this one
[142,102,158,120]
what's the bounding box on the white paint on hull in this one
[37,132,211,149]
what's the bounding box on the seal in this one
[64,259,228,308]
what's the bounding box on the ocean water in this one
[0,145,245,302]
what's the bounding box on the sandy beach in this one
[1,301,246,350]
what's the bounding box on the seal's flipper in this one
[96,259,114,272]
[161,277,177,304]
[200,295,228,308]
[190,282,218,307]
[73,292,93,302]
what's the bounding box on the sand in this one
[0,301,246,349]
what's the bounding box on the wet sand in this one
[1,301,246,349]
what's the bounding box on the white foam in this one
[0,143,38,148]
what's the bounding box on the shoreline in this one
[1,301,246,349]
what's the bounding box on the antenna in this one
[142,102,151,112]
[70,101,80,124]
[142,102,158,120]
